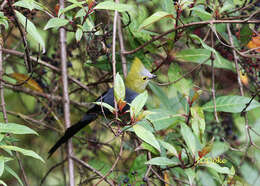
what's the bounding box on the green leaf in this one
[141,142,159,155]
[0,12,9,30]
[82,18,95,32]
[239,25,253,46]
[190,34,222,65]
[148,82,171,109]
[94,1,133,12]
[129,154,147,181]
[0,180,7,186]
[198,138,214,158]
[0,145,44,163]
[220,1,234,14]
[0,134,4,142]
[240,163,259,185]
[175,48,234,71]
[75,27,83,42]
[197,170,217,185]
[44,18,69,30]
[175,48,209,63]
[167,63,193,96]
[14,0,44,11]
[88,159,112,177]
[15,10,45,52]
[124,120,154,133]
[138,11,174,31]
[162,0,175,14]
[5,165,24,186]
[0,156,4,176]
[75,8,86,18]
[58,1,85,17]
[0,123,38,135]
[181,122,198,156]
[130,91,148,118]
[145,157,178,166]
[146,110,181,131]
[200,162,231,174]
[191,6,212,20]
[67,0,84,6]
[93,102,115,113]
[180,0,193,10]
[185,168,196,185]
[158,139,178,157]
[211,141,229,157]
[114,73,125,102]
[191,107,205,142]
[133,124,161,152]
[0,156,13,163]
[202,95,260,113]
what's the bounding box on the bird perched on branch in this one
[48,57,156,158]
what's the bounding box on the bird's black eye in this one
[143,77,147,80]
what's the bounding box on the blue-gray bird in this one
[48,57,156,157]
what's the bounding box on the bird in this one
[48,57,156,158]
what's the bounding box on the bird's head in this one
[125,57,156,93]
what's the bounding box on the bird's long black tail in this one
[48,112,98,158]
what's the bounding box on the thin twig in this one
[40,158,68,186]
[94,134,124,186]
[241,90,260,115]
[250,126,260,137]
[157,57,209,86]
[1,48,91,92]
[227,24,249,154]
[210,30,219,122]
[0,30,7,122]
[59,0,75,185]
[0,108,59,132]
[0,27,29,186]
[117,13,127,78]
[71,156,114,186]
[3,83,89,108]
[0,0,7,9]
[7,0,32,72]
[112,0,119,118]
[123,19,260,55]
[144,152,152,186]
[150,168,176,186]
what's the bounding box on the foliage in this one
[1,0,260,185]
[0,123,44,185]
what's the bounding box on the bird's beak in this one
[148,74,157,79]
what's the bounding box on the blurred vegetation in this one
[1,0,260,185]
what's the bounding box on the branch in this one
[71,156,115,186]
[0,0,7,9]
[40,158,68,186]
[123,19,260,55]
[3,83,89,108]
[112,0,119,118]
[94,134,124,186]
[59,0,75,185]
[0,29,7,123]
[7,0,32,72]
[227,23,250,153]
[117,13,127,78]
[210,30,219,122]
[0,26,29,186]
[1,48,91,92]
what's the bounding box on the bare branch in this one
[123,19,260,55]
[71,156,114,186]
[59,0,75,185]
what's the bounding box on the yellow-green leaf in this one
[138,11,174,31]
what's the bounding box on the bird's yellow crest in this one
[125,57,156,93]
